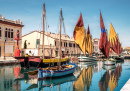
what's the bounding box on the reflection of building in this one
[73,66,93,91]
[22,31,81,57]
[0,66,21,91]
[93,38,100,53]
[0,14,24,57]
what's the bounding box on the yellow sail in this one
[109,23,122,55]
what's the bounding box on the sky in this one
[0,0,130,47]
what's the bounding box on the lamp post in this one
[4,39,6,60]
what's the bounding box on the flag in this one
[99,12,109,58]
[109,23,122,55]
[86,26,93,54]
[73,13,86,54]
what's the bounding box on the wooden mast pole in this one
[59,8,62,68]
[42,3,45,59]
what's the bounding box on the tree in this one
[24,40,27,49]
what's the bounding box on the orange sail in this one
[86,26,93,54]
[73,13,86,54]
[109,23,123,55]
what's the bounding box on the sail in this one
[99,12,109,58]
[109,23,123,55]
[86,26,93,54]
[73,13,86,54]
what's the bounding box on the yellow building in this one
[22,31,81,57]
[0,14,24,58]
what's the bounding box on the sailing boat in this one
[38,8,77,79]
[109,23,124,61]
[19,3,70,68]
[73,14,97,61]
[99,11,115,65]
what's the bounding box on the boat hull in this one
[38,63,77,79]
[20,57,41,68]
[78,56,97,62]
[20,57,70,68]
[103,60,115,65]
[102,65,116,71]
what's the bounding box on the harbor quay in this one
[0,54,130,65]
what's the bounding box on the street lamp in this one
[4,39,6,60]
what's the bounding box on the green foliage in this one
[24,40,27,49]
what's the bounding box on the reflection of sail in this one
[109,64,122,91]
[73,66,93,91]
[99,64,122,91]
[99,71,110,91]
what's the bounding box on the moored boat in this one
[38,7,76,79]
[38,63,77,79]
[73,14,97,62]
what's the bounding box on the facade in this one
[22,31,81,57]
[0,14,24,58]
[93,38,100,53]
[123,47,130,54]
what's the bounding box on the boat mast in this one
[85,28,86,56]
[42,3,45,59]
[59,8,62,68]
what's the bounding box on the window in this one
[64,42,65,47]
[69,43,72,47]
[36,39,40,48]
[5,28,8,37]
[8,29,10,38]
[66,42,67,47]
[55,41,56,46]
[61,42,62,46]
[11,29,13,38]
[73,44,75,47]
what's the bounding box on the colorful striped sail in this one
[109,23,123,55]
[99,11,109,58]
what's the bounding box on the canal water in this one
[0,59,130,91]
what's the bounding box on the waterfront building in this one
[123,47,130,54]
[21,31,81,57]
[93,38,100,53]
[0,14,24,58]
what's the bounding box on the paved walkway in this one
[0,57,20,65]
[121,79,130,91]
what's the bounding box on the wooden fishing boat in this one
[99,11,115,65]
[73,15,97,62]
[18,3,70,68]
[38,63,77,79]
[109,23,124,62]
[38,7,76,79]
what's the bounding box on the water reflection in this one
[0,65,21,91]
[0,60,129,91]
[73,66,93,91]
[99,64,122,91]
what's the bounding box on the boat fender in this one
[50,70,54,76]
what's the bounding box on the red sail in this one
[99,12,109,58]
